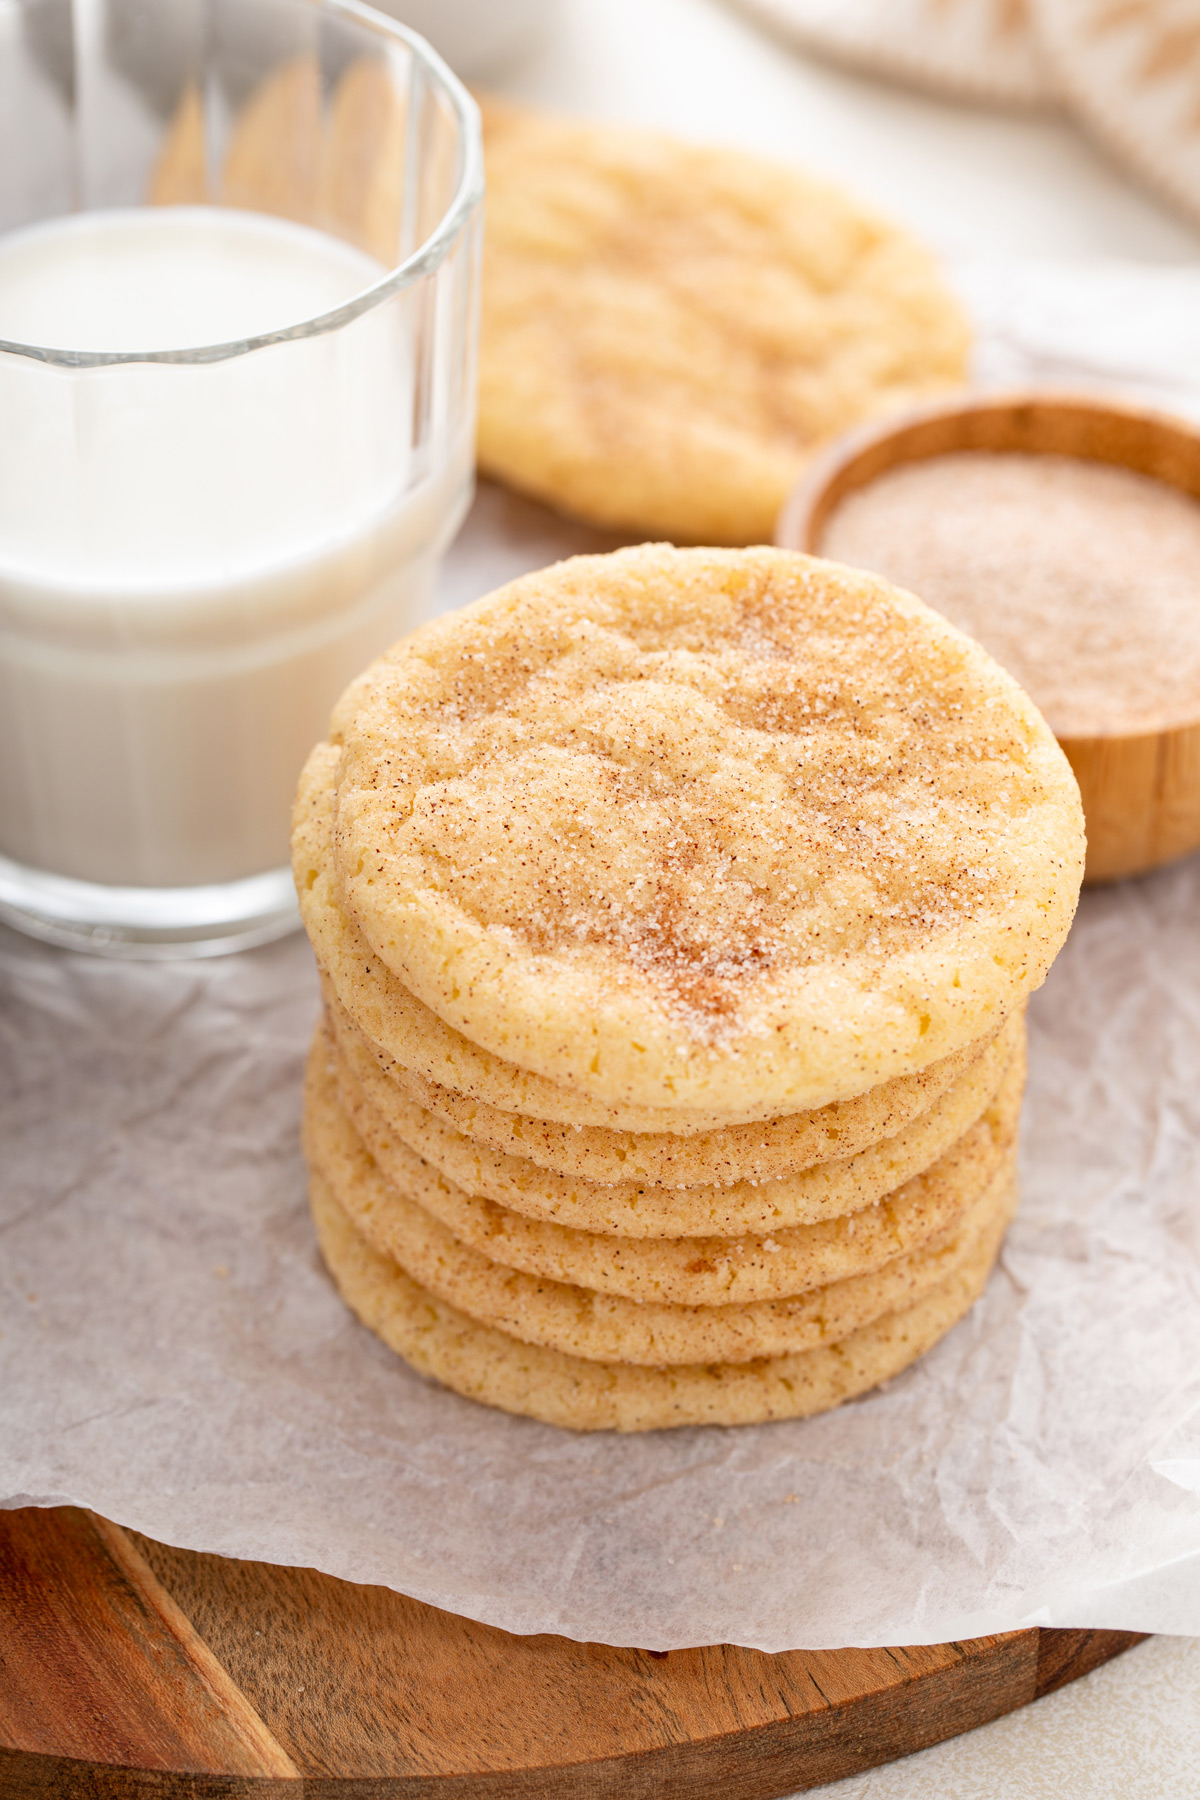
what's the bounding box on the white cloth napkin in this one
[955,256,1200,417]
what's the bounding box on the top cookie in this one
[477,99,969,545]
[326,546,1083,1118]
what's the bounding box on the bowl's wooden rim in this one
[775,389,1200,884]
[776,390,1200,586]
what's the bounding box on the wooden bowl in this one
[776,392,1200,885]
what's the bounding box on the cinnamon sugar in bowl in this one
[778,393,1200,884]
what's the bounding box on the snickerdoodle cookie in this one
[306,1028,1016,1369]
[331,995,1022,1236]
[308,1024,1021,1308]
[327,546,1083,1119]
[477,98,969,543]
[310,1165,1011,1431]
[295,544,1081,1429]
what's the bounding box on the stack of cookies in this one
[293,546,1084,1432]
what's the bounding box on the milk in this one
[0,206,469,890]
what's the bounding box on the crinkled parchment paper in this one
[2,262,1200,1651]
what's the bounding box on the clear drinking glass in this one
[0,0,482,956]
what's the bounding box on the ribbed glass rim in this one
[0,0,483,369]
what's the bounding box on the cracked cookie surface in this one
[324,546,1083,1118]
[477,98,969,544]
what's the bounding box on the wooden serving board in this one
[0,1506,1143,1798]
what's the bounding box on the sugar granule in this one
[822,451,1200,737]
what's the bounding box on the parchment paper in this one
[2,260,1200,1651]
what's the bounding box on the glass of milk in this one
[0,0,481,956]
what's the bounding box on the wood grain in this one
[0,1507,1144,1800]
[1062,718,1200,882]
[1034,1623,1148,1699]
[126,1534,1035,1791]
[777,390,1200,884]
[0,1507,296,1792]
